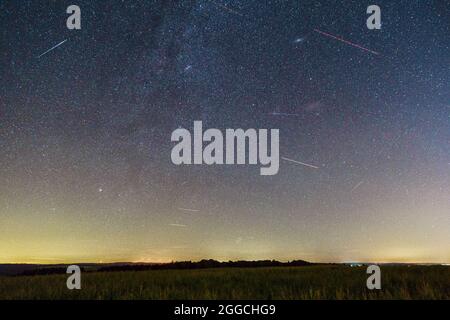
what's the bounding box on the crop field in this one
[0,265,448,300]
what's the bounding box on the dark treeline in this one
[98,259,313,272]
[13,259,314,276]
[16,267,87,277]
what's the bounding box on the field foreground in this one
[0,265,448,300]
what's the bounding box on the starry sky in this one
[1,0,449,264]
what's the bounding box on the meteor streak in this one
[210,0,243,17]
[269,112,300,117]
[178,207,200,212]
[313,29,380,56]
[37,39,68,58]
[350,180,364,193]
[169,223,187,228]
[282,157,319,169]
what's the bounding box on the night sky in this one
[1,1,449,264]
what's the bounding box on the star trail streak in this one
[313,29,380,55]
[37,39,67,58]
[281,157,320,169]
[210,0,243,17]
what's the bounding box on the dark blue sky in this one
[0,1,449,263]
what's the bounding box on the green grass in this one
[0,265,448,299]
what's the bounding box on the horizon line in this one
[1,259,449,266]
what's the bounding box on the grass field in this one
[0,265,448,300]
